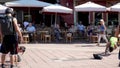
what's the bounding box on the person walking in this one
[0,8,23,68]
[97,19,108,46]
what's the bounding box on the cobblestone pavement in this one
[2,43,120,68]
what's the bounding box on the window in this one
[108,12,118,26]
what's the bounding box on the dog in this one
[18,46,26,54]
[15,46,26,62]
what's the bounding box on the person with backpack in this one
[0,8,23,68]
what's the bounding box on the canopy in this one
[42,4,73,14]
[0,4,8,13]
[42,4,72,26]
[5,0,52,7]
[0,0,17,2]
[75,1,107,12]
[108,2,120,12]
[5,0,52,21]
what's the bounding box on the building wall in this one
[73,0,119,26]
[60,0,74,26]
[1,0,120,26]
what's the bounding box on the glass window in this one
[108,12,118,26]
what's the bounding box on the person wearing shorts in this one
[0,8,23,68]
[105,37,118,54]
[105,25,120,55]
[1,35,18,55]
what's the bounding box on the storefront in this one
[1,0,120,27]
[60,0,119,27]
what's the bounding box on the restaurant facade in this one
[0,0,120,27]
[59,0,120,26]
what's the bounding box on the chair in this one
[0,35,2,43]
[23,34,29,44]
[44,34,51,42]
[66,33,72,43]
[91,35,98,43]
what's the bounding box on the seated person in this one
[87,23,94,41]
[105,25,120,55]
[68,25,75,36]
[41,22,45,29]
[54,24,62,41]
[77,21,85,36]
[23,20,29,29]
[26,23,36,42]
[18,24,23,31]
[64,22,68,30]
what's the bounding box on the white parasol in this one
[42,4,73,26]
[75,1,107,12]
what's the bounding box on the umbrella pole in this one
[119,12,120,25]
[55,13,57,27]
[89,12,90,24]
[51,15,53,26]
[28,7,30,21]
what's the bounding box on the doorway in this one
[78,12,89,26]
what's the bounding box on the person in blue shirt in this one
[97,19,108,46]
[26,23,36,42]
[77,21,85,37]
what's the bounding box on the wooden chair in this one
[66,33,72,43]
[0,35,2,43]
[23,34,29,44]
[44,34,51,43]
[91,35,98,43]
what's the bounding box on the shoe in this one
[10,65,18,68]
[119,62,120,67]
[1,64,5,68]
[105,52,111,56]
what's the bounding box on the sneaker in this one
[1,64,5,68]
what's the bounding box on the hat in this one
[100,19,104,22]
[5,8,14,14]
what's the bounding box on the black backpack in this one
[0,16,15,35]
[93,54,103,60]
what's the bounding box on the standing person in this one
[0,8,23,68]
[97,19,108,46]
